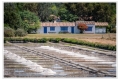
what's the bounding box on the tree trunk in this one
[80,30,84,33]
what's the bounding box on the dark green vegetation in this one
[4,3,40,35]
[4,3,116,35]
[4,37,116,51]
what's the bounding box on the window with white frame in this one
[60,27,68,32]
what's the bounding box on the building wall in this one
[37,26,79,34]
[95,27,106,33]
[74,26,80,33]
[37,25,98,34]
[37,27,43,34]
[68,27,71,33]
[55,26,60,33]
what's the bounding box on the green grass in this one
[22,33,116,39]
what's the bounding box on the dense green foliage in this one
[19,11,40,33]
[4,3,40,35]
[4,4,22,30]
[4,37,116,51]
[37,3,52,21]
[49,38,61,43]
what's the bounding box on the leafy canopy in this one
[20,10,40,33]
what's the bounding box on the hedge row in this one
[4,37,116,51]
[4,37,62,43]
[4,38,48,43]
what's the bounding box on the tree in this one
[19,10,40,33]
[50,4,59,16]
[77,23,88,33]
[23,3,38,14]
[65,3,116,24]
[58,4,78,22]
[4,3,22,30]
[37,3,52,21]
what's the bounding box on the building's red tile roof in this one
[76,21,95,25]
[76,21,108,26]
[41,22,75,26]
[95,22,108,26]
[41,21,108,27]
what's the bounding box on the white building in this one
[37,21,108,34]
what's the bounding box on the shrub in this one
[111,28,116,33]
[23,38,29,43]
[15,28,27,37]
[4,27,15,37]
[29,38,34,42]
[59,31,70,34]
[15,38,24,43]
[39,38,47,43]
[4,39,6,43]
[49,38,61,43]
[77,23,88,33]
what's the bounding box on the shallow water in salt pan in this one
[4,43,116,77]
[4,50,56,75]
[39,46,116,67]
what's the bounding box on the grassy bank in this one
[4,37,116,51]
[20,33,116,46]
[23,33,116,39]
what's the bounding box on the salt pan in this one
[39,46,115,66]
[4,50,56,75]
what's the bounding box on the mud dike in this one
[4,42,116,77]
